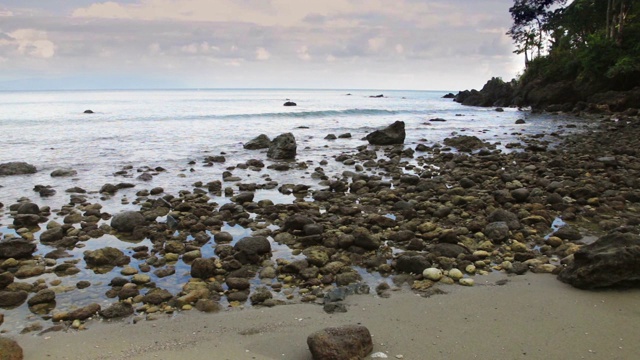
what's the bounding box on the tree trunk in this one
[606,0,613,39]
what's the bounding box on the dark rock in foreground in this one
[0,336,23,360]
[0,162,36,176]
[307,324,373,360]
[558,231,640,289]
[267,133,297,160]
[365,121,405,145]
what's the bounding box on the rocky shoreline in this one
[2,110,640,358]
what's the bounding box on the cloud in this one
[0,29,56,58]
[297,45,311,61]
[255,47,270,61]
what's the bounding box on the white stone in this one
[448,268,464,280]
[422,267,443,281]
[465,264,476,274]
[371,352,388,358]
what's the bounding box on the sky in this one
[0,0,523,91]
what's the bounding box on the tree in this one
[507,0,567,66]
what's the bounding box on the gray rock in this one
[484,221,510,243]
[395,254,431,274]
[40,227,65,244]
[307,325,373,360]
[487,209,521,230]
[443,135,486,152]
[0,162,37,176]
[50,168,77,177]
[99,302,134,319]
[83,247,130,267]
[365,121,406,145]
[17,202,40,215]
[267,133,297,160]
[558,231,640,289]
[110,211,145,233]
[27,289,56,306]
[553,225,583,241]
[0,239,36,259]
[250,286,273,305]
[244,134,271,150]
[0,290,28,307]
[190,258,216,279]
[234,236,271,264]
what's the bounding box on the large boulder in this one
[365,121,405,145]
[307,325,373,360]
[443,135,487,152]
[110,211,145,233]
[0,162,36,176]
[267,133,297,160]
[558,231,640,289]
[0,239,36,259]
[234,236,271,264]
[190,258,217,279]
[0,336,23,360]
[244,134,271,150]
[0,290,28,308]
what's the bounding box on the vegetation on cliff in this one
[457,0,640,112]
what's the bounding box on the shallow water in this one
[0,89,591,334]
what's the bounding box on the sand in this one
[11,272,640,360]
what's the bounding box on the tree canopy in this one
[508,0,640,91]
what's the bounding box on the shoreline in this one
[13,272,640,359]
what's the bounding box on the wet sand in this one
[13,273,640,360]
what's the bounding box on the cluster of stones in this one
[2,114,640,338]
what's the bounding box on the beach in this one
[14,272,640,360]
[2,89,640,359]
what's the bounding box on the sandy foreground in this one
[13,273,640,360]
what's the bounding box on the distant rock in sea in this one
[283,101,297,106]
[84,109,94,114]
[369,94,384,98]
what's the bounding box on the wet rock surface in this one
[307,324,373,360]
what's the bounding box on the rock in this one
[40,227,65,244]
[459,278,475,286]
[267,133,297,160]
[0,290,28,307]
[423,268,443,281]
[0,162,37,176]
[443,135,486,152]
[233,192,254,204]
[0,272,14,289]
[283,215,315,232]
[244,134,271,150]
[16,203,39,215]
[67,303,101,321]
[99,302,134,319]
[324,134,337,140]
[484,222,510,243]
[84,109,94,114]
[448,268,464,280]
[365,121,406,145]
[307,325,373,360]
[558,231,640,289]
[83,247,130,267]
[110,211,145,233]
[214,232,233,243]
[487,209,521,230]
[195,299,222,313]
[432,243,469,258]
[250,286,273,305]
[0,239,36,259]
[553,226,583,241]
[283,101,297,106]
[190,258,216,279]
[395,254,430,274]
[234,236,271,258]
[50,168,77,177]
[142,288,174,305]
[0,336,23,360]
[323,302,348,314]
[15,265,45,279]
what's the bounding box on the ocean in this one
[0,88,586,333]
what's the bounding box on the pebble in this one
[448,268,463,280]
[459,278,475,286]
[422,268,443,281]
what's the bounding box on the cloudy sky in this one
[0,0,522,91]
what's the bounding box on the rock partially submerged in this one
[307,325,373,360]
[365,121,405,145]
[0,336,23,360]
[267,133,297,160]
[0,162,36,176]
[558,231,640,289]
[244,134,271,150]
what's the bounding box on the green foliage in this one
[514,0,640,92]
